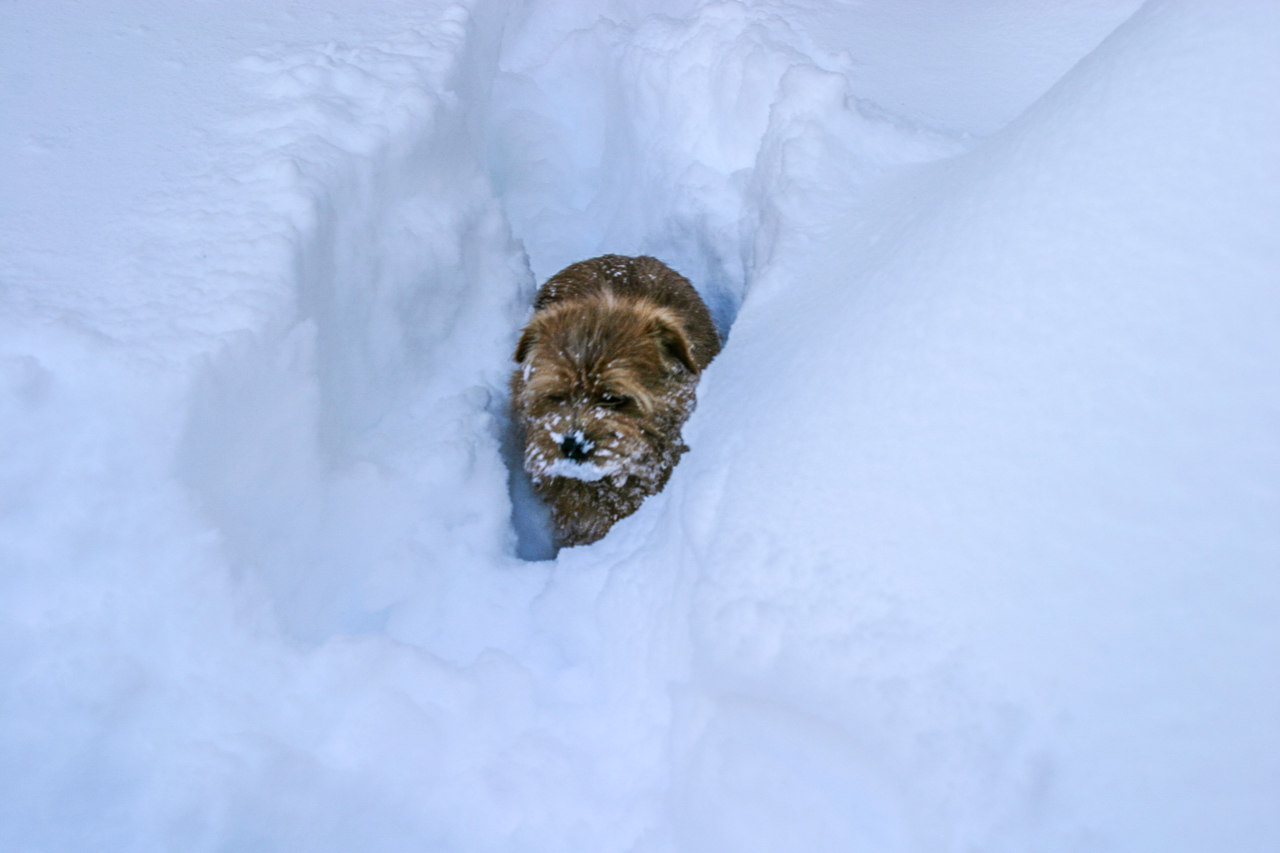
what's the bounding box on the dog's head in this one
[511,293,700,488]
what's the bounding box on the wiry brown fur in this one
[511,255,720,546]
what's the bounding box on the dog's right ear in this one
[651,315,698,374]
[514,327,536,363]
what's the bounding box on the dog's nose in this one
[560,432,591,463]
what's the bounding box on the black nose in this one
[560,433,590,463]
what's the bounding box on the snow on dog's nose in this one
[559,430,592,462]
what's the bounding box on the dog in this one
[510,255,720,546]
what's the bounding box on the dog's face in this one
[511,294,699,489]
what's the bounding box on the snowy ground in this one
[2,0,1278,850]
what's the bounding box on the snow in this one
[2,0,1277,851]
[541,457,616,482]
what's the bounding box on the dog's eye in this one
[545,393,569,405]
[599,393,631,409]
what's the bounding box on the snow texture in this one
[1,0,1277,851]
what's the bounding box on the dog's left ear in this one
[514,327,536,363]
[651,316,698,374]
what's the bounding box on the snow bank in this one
[2,0,1276,851]
[658,2,1280,849]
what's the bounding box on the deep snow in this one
[2,0,1277,851]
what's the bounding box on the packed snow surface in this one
[2,0,1277,851]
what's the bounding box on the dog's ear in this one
[651,315,698,374]
[514,327,536,363]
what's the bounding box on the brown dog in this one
[510,255,720,546]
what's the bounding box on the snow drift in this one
[1,0,1276,851]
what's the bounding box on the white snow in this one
[2,0,1277,851]
[541,458,618,483]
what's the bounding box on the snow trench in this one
[163,5,963,847]
[179,0,955,639]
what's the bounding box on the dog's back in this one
[534,255,721,371]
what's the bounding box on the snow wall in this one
[1,0,1277,851]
